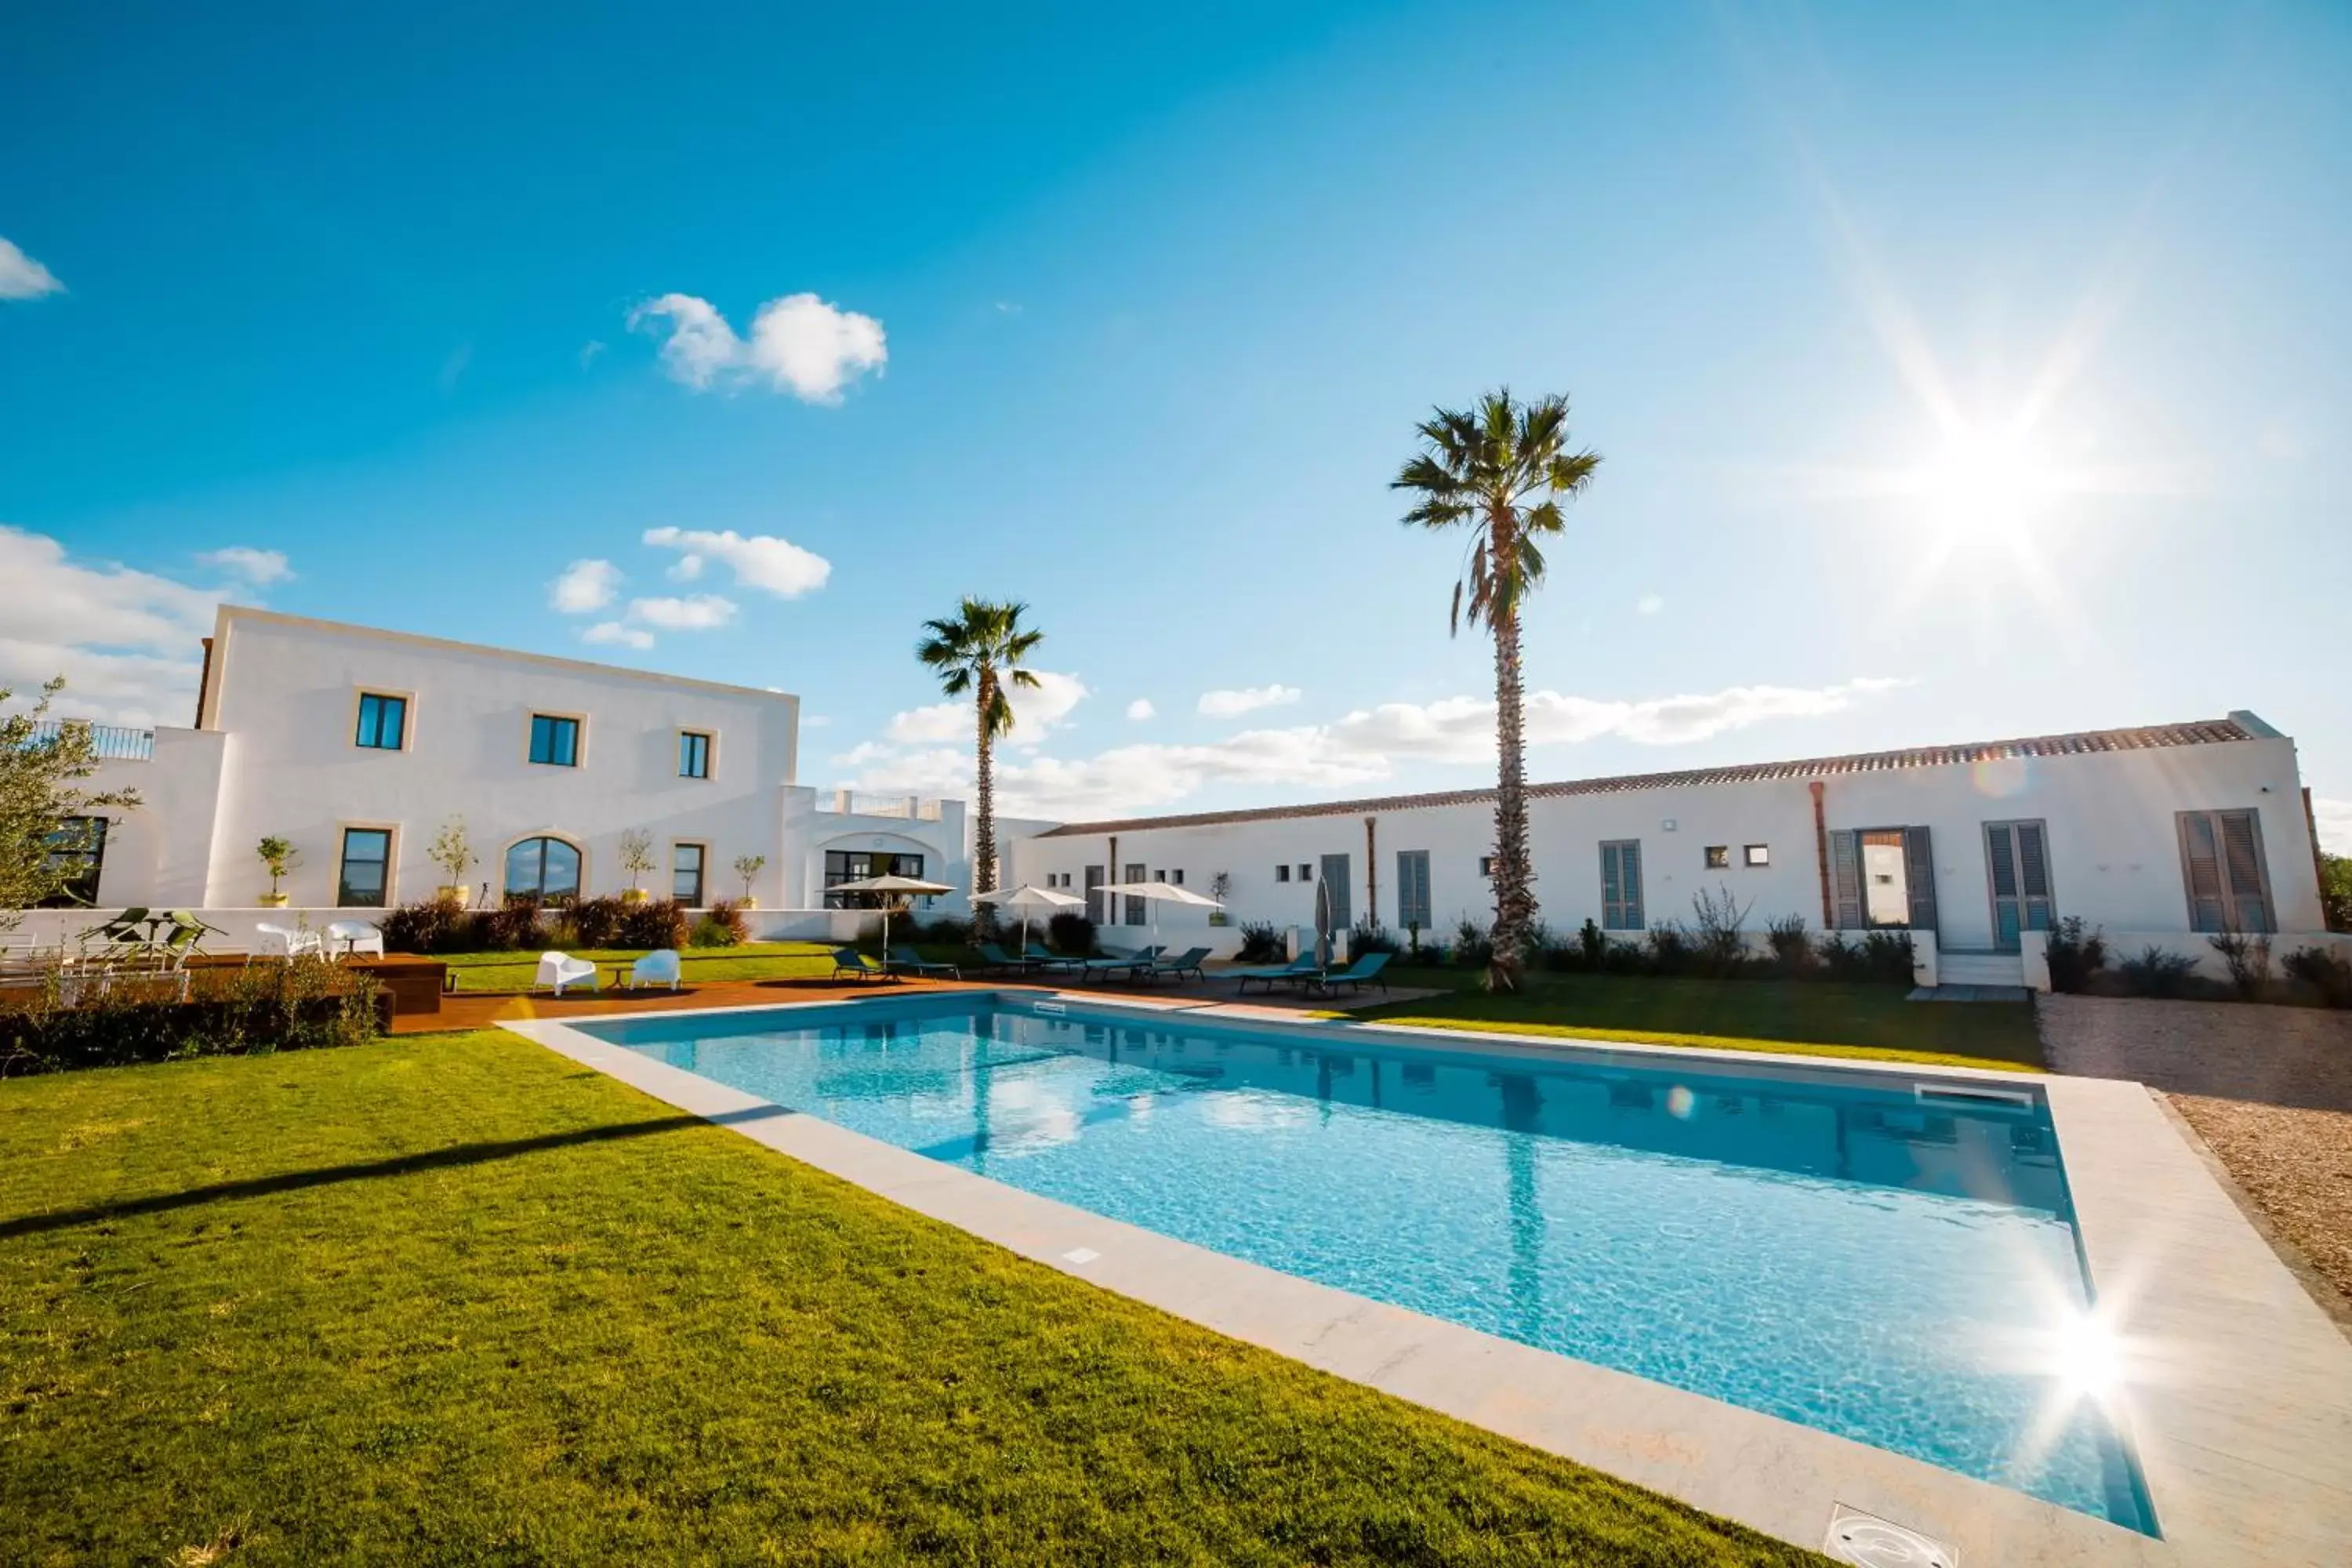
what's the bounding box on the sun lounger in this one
[975,942,1039,975]
[1232,953,1323,993]
[1074,945,1162,982]
[1310,950,1392,994]
[1143,946,1212,982]
[832,947,890,982]
[888,945,960,979]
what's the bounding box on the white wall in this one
[1006,732,2327,947]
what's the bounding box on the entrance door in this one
[1829,827,1939,931]
[1984,820,2053,952]
[1319,853,1352,931]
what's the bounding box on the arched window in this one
[505,836,582,901]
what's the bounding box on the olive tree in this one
[1,679,143,931]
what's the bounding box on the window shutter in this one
[2219,811,2273,933]
[1830,830,1864,930]
[1904,827,1938,933]
[1986,827,2017,898]
[2016,822,2049,900]
[1623,841,1643,930]
[1600,843,1622,927]
[2178,815,2225,932]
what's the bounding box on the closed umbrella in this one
[1313,875,1335,967]
[970,884,1082,957]
[826,873,956,966]
[1096,879,1224,953]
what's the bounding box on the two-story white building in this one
[45,608,972,932]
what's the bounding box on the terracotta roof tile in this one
[1035,717,2259,838]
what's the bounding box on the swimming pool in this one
[580,993,2153,1532]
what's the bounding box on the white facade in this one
[1004,713,2332,965]
[59,608,973,926]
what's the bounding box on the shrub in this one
[563,895,630,949]
[1690,885,1752,974]
[1579,918,1607,970]
[1348,918,1400,956]
[2120,945,2198,999]
[909,913,975,947]
[1765,914,1814,977]
[1451,916,1494,969]
[1644,921,1691,975]
[2207,929,2272,1000]
[1,958,380,1076]
[2283,945,2352,1008]
[2321,852,2351,934]
[484,897,546,952]
[1047,911,1098,956]
[382,897,463,955]
[616,898,690,951]
[1860,930,1915,984]
[1235,920,1286,964]
[1601,937,1650,975]
[1817,931,1865,980]
[2042,916,2107,994]
[695,898,750,948]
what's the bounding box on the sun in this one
[1913,423,2063,543]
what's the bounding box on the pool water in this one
[585,993,2153,1532]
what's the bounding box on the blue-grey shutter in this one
[1396,850,1431,931]
[2016,822,2053,932]
[1599,842,1622,928]
[2179,815,2224,931]
[1904,827,1937,933]
[1622,840,1643,930]
[2219,811,2272,933]
[1830,830,1864,930]
[1320,854,1352,931]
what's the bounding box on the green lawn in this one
[2,1033,1824,1567]
[1359,968,2045,1073]
[439,940,848,990]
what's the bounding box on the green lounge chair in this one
[888,945,960,979]
[1074,945,1162,982]
[975,942,1038,975]
[1232,953,1323,993]
[1143,946,1212,982]
[831,947,890,982]
[1311,950,1392,994]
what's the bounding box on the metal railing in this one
[822,790,945,822]
[20,720,155,760]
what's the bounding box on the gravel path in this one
[2040,993,2352,1315]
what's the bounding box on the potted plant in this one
[1207,871,1232,927]
[256,835,299,906]
[618,829,656,905]
[734,853,766,909]
[428,815,477,906]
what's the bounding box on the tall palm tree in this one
[1393,390,1600,992]
[916,599,1044,930]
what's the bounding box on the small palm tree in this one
[916,599,1044,931]
[1393,389,1600,992]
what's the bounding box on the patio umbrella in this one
[826,873,956,964]
[1096,880,1224,953]
[970,883,1082,956]
[1313,874,1335,967]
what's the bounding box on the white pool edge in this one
[499,993,2352,1566]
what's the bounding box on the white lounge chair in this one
[255,922,323,960]
[626,948,683,991]
[325,920,385,958]
[536,951,600,996]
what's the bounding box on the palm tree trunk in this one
[1489,528,1535,993]
[973,671,998,938]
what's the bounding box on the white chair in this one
[627,948,683,991]
[255,922,323,960]
[535,951,600,996]
[326,920,385,958]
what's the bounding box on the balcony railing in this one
[822,789,945,822]
[20,720,154,761]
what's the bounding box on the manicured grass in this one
[2,1033,1824,1567]
[1360,968,2045,1073]
[439,941,846,990]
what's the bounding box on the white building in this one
[43,608,973,933]
[1005,713,2337,985]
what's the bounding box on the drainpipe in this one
[1106,834,1117,927]
[1810,780,1832,929]
[1364,816,1377,931]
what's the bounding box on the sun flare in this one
[1917,426,2061,541]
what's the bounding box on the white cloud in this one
[831,675,1904,821]
[1198,684,1302,718]
[2314,797,2352,856]
[887,670,1088,745]
[0,238,63,301]
[642,526,829,598]
[1127,699,1155,720]
[582,622,655,650]
[0,525,244,726]
[626,593,736,630]
[548,558,621,614]
[579,339,607,368]
[198,546,293,585]
[668,553,704,582]
[1636,593,1664,615]
[627,291,887,402]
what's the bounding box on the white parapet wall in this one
[2018,927,2352,992]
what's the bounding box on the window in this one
[1478,855,1494,877]
[1704,845,1730,869]
[528,714,581,767]
[823,850,926,909]
[506,836,582,901]
[1170,869,1185,885]
[672,843,706,905]
[1600,840,1645,931]
[338,828,393,908]
[1123,862,1146,926]
[2177,809,2272,933]
[679,731,712,779]
[1298,863,1312,881]
[1083,864,1105,923]
[354,692,408,750]
[1744,844,1769,867]
[38,817,107,907]
[1396,849,1432,931]
[1276,864,1291,883]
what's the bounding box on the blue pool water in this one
[585,993,2153,1532]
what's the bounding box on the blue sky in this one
[3,1,2347,844]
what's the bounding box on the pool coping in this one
[500,991,2352,1566]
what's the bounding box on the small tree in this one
[427,815,477,891]
[1207,870,1232,928]
[734,853,766,902]
[0,678,142,930]
[256,835,299,898]
[618,829,656,895]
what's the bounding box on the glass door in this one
[1984,820,2053,952]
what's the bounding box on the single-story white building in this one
[1004,713,2337,987]
[28,607,975,940]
